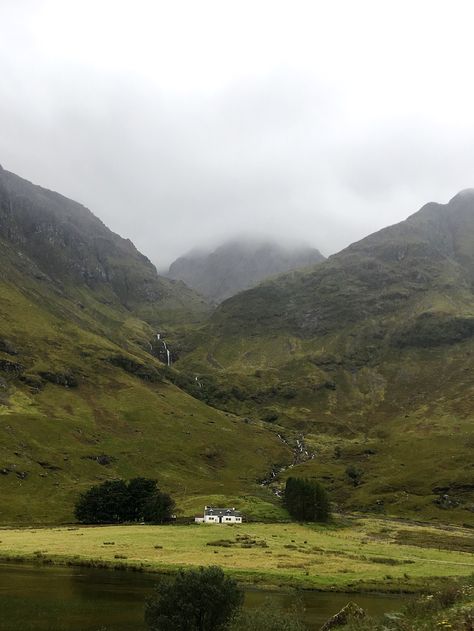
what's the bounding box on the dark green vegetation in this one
[228,600,306,631]
[74,477,174,524]
[284,477,331,522]
[166,238,325,304]
[178,190,474,523]
[0,166,290,524]
[145,565,243,631]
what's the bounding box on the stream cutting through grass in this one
[0,562,411,630]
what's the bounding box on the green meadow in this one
[1,517,472,592]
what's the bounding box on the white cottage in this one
[195,506,243,524]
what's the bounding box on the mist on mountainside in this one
[165,236,325,303]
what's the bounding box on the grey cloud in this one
[1,2,474,268]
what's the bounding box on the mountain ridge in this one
[0,166,210,326]
[176,192,474,522]
[166,237,325,303]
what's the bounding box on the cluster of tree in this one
[284,477,331,522]
[74,477,174,524]
[145,566,306,631]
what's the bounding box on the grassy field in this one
[1,517,472,592]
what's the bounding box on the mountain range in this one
[166,239,325,303]
[0,164,472,525]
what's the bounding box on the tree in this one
[143,490,175,524]
[284,477,331,522]
[74,480,129,524]
[127,477,174,522]
[74,478,174,524]
[313,481,331,523]
[145,566,243,631]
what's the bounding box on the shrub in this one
[345,466,363,487]
[145,566,242,631]
[228,600,306,631]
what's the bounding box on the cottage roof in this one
[204,506,242,517]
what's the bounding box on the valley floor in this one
[0,517,472,592]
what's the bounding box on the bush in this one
[228,600,307,631]
[74,477,175,524]
[345,465,363,487]
[145,566,243,631]
[284,477,331,522]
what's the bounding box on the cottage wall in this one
[197,508,243,524]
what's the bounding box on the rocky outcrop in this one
[320,602,366,630]
[107,355,161,382]
[39,371,78,387]
[0,338,18,355]
[0,359,24,376]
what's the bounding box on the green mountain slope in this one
[178,192,474,523]
[0,166,289,524]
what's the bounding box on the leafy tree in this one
[284,477,330,522]
[313,480,331,522]
[74,478,174,524]
[128,477,163,521]
[74,480,129,524]
[143,490,175,524]
[145,566,243,631]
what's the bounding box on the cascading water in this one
[260,434,315,496]
[162,340,171,366]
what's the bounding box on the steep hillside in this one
[178,192,474,523]
[0,166,290,524]
[0,165,210,326]
[166,238,325,303]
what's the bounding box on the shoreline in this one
[0,554,455,595]
[0,518,471,595]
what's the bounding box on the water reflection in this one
[0,563,409,631]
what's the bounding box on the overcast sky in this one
[2,1,474,268]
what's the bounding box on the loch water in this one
[0,562,410,630]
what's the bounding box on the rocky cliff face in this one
[0,166,208,324]
[166,238,325,303]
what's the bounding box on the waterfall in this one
[156,333,161,340]
[162,340,171,367]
